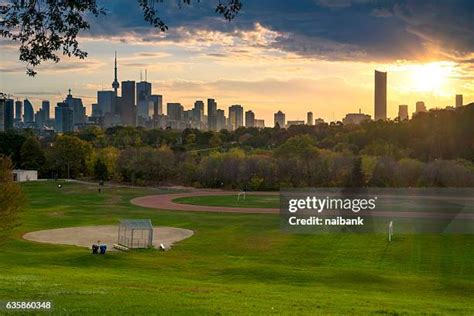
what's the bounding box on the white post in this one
[238,191,246,201]
[388,221,393,242]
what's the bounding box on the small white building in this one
[13,170,38,182]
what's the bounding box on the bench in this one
[113,244,129,251]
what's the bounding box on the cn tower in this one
[112,51,120,95]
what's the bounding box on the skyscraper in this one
[191,100,204,128]
[91,103,101,118]
[415,101,426,114]
[193,100,204,121]
[245,110,255,128]
[228,104,244,130]
[167,103,184,129]
[121,81,136,126]
[0,99,5,132]
[398,105,409,121]
[64,90,86,128]
[456,94,463,107]
[98,91,115,117]
[207,98,217,130]
[274,110,285,128]
[216,109,226,130]
[23,99,34,124]
[55,102,74,133]
[41,100,50,120]
[15,100,22,122]
[167,103,184,121]
[35,108,48,129]
[136,80,152,122]
[150,95,163,119]
[4,99,14,130]
[307,111,313,125]
[374,70,387,120]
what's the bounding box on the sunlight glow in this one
[409,62,454,92]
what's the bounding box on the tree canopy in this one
[1,104,474,189]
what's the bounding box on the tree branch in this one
[0,0,242,76]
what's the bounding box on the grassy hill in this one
[0,181,473,314]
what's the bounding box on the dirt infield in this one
[23,226,193,251]
[131,191,280,214]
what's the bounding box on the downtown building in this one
[274,110,286,128]
[14,100,22,127]
[374,70,387,120]
[287,120,305,127]
[245,110,255,128]
[228,104,244,130]
[53,90,86,133]
[191,100,205,129]
[55,102,74,133]
[0,99,14,131]
[35,100,52,129]
[136,79,152,126]
[167,103,184,129]
[119,80,136,127]
[23,99,35,128]
[342,110,371,125]
[415,101,427,115]
[254,119,265,128]
[0,99,4,131]
[398,105,409,121]
[307,112,314,125]
[456,94,463,107]
[216,109,226,130]
[207,98,218,130]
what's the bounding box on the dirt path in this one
[131,191,474,221]
[131,191,280,214]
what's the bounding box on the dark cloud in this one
[137,52,166,57]
[207,53,227,58]
[371,8,393,17]
[13,91,62,96]
[313,0,374,9]
[83,0,474,63]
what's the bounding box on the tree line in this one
[1,104,474,189]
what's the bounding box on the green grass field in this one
[0,181,473,314]
[173,194,279,209]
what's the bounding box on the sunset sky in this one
[1,0,474,124]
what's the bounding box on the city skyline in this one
[0,54,468,133]
[1,1,474,123]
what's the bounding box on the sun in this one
[409,62,454,92]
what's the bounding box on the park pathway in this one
[131,191,280,214]
[131,191,474,221]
